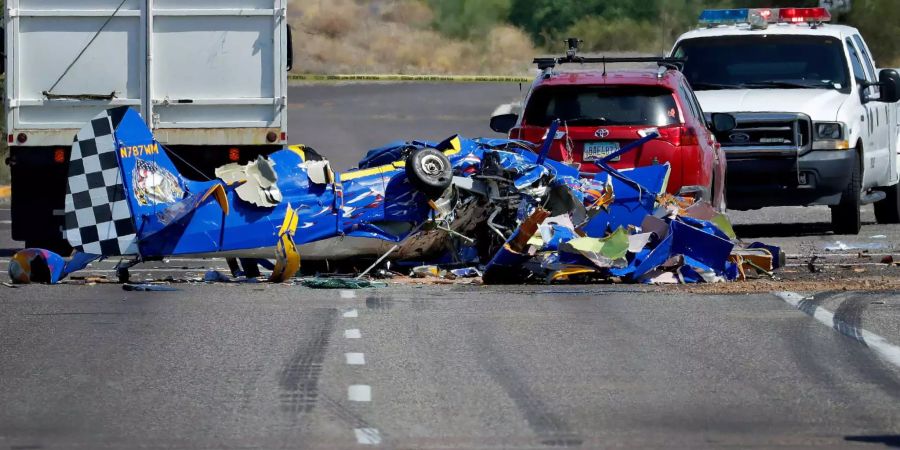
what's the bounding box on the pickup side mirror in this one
[878,68,900,103]
[490,113,518,134]
[709,113,737,133]
[490,103,521,134]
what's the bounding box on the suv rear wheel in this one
[874,183,900,224]
[830,152,862,235]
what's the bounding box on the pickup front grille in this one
[713,113,812,154]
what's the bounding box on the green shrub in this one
[565,17,662,54]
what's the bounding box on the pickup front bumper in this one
[725,149,854,210]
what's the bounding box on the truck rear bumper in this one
[725,150,854,210]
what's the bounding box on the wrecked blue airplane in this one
[8,108,781,285]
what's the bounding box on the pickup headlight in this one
[813,122,850,150]
[815,122,842,139]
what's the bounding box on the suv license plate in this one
[583,142,621,162]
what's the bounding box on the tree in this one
[427,0,511,39]
[840,0,900,66]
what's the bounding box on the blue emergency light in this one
[698,8,749,25]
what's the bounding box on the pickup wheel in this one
[874,183,900,224]
[406,148,452,199]
[830,152,862,235]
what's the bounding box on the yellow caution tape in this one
[0,185,10,199]
[289,74,532,83]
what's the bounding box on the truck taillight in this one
[281,132,287,142]
[228,148,240,162]
[266,131,278,143]
[16,133,27,144]
[54,148,66,164]
[7,134,13,144]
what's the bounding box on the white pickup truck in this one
[3,0,292,250]
[672,7,900,234]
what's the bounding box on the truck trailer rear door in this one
[7,0,144,145]
[147,0,288,147]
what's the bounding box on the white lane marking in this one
[348,385,371,402]
[343,309,358,318]
[345,352,366,365]
[354,428,382,445]
[340,290,357,299]
[0,220,11,224]
[344,329,362,339]
[776,291,900,369]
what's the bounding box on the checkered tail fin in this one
[63,107,187,257]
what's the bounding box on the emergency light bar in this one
[699,7,831,27]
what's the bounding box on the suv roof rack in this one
[533,38,685,75]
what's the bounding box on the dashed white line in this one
[354,428,382,445]
[348,385,371,402]
[339,298,374,444]
[776,291,900,369]
[344,329,362,339]
[345,352,366,365]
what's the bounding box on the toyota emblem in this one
[595,128,610,138]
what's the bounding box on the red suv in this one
[491,46,735,210]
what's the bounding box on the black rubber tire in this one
[117,268,130,284]
[831,152,862,235]
[711,172,726,213]
[405,148,452,199]
[874,182,900,224]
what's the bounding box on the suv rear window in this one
[523,85,680,127]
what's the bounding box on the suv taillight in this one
[658,126,698,147]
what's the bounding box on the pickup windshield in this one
[523,85,680,127]
[674,35,850,92]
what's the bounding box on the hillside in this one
[288,0,535,75]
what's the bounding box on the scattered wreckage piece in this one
[8,249,97,284]
[478,159,783,285]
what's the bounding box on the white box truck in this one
[4,0,292,250]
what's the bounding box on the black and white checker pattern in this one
[63,109,138,256]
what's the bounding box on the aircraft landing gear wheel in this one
[406,148,452,199]
[117,268,130,284]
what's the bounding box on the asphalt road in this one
[2,83,900,449]
[2,284,900,449]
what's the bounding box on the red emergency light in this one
[779,7,831,23]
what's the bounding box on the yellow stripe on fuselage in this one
[443,136,462,156]
[337,142,461,182]
[288,145,307,162]
[340,161,406,182]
